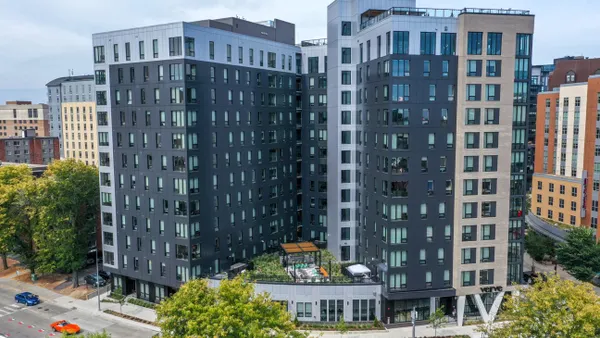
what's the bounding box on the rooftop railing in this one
[360,7,531,31]
[299,38,327,47]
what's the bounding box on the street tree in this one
[0,165,33,269]
[556,227,600,281]
[336,317,349,337]
[525,231,556,262]
[428,306,446,337]
[3,179,45,275]
[35,160,99,287]
[479,274,600,338]
[156,276,307,338]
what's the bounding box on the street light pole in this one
[411,307,416,338]
[95,248,101,311]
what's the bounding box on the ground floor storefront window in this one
[320,299,343,322]
[393,298,430,323]
[352,299,376,321]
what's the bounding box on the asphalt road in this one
[0,283,156,338]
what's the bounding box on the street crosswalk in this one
[0,303,25,317]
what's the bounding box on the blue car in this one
[15,292,39,306]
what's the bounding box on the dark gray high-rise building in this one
[94,18,301,300]
[94,0,534,325]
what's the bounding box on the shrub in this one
[127,297,157,309]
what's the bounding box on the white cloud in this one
[1,0,599,102]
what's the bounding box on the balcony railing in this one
[299,38,327,47]
[360,7,530,31]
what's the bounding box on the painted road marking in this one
[0,309,10,316]
[9,304,20,308]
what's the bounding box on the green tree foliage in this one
[35,160,99,287]
[479,274,600,338]
[428,306,446,337]
[0,165,33,269]
[3,178,45,275]
[336,317,349,337]
[557,227,600,281]
[156,276,307,338]
[525,231,556,261]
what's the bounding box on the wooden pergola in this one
[280,243,322,268]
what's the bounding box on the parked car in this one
[98,270,111,281]
[50,320,80,334]
[84,274,106,287]
[15,292,40,306]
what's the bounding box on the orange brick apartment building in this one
[532,58,600,236]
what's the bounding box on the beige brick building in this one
[61,101,98,166]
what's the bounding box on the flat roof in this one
[46,75,94,87]
[281,242,319,254]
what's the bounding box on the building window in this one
[461,248,475,264]
[481,247,495,262]
[486,84,500,101]
[308,57,319,73]
[341,21,351,36]
[139,41,145,59]
[152,39,159,58]
[487,32,502,55]
[466,84,480,101]
[341,71,351,85]
[184,37,195,57]
[341,48,351,64]
[516,34,531,56]
[467,32,483,55]
[467,60,481,77]
[393,31,409,55]
[168,37,182,56]
[392,60,410,77]
[486,60,501,77]
[440,33,456,55]
[93,46,105,63]
[480,269,494,285]
[566,71,575,83]
[420,32,436,55]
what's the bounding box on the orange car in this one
[50,320,81,334]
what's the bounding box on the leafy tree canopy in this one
[35,160,99,280]
[0,165,33,268]
[525,231,556,261]
[480,274,600,338]
[557,227,600,281]
[156,276,307,338]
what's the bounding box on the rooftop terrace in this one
[360,7,531,31]
[244,249,378,284]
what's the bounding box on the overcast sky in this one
[0,0,597,104]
